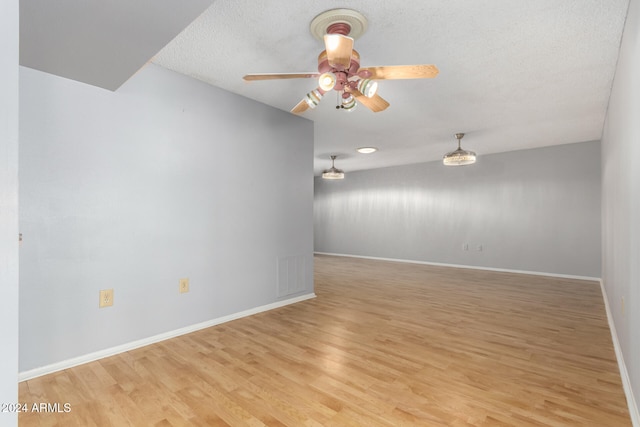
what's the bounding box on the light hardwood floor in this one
[19,255,631,426]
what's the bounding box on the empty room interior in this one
[2,0,640,426]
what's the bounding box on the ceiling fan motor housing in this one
[242,8,437,115]
[317,49,362,90]
[310,8,373,92]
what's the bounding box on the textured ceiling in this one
[153,0,629,175]
[19,0,629,175]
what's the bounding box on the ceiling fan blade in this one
[324,34,354,69]
[243,72,319,81]
[359,65,439,80]
[347,88,390,113]
[291,99,310,114]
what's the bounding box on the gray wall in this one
[19,64,314,372]
[0,0,20,423]
[315,141,601,278]
[602,0,640,419]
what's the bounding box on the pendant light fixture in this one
[443,133,476,166]
[322,155,345,179]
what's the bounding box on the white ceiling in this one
[20,0,213,91]
[20,0,630,175]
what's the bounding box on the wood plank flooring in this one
[19,255,631,426]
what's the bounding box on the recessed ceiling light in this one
[357,147,377,154]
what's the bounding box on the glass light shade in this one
[304,89,324,109]
[443,148,477,166]
[341,94,357,112]
[324,34,342,51]
[322,167,345,179]
[358,78,378,97]
[318,72,337,91]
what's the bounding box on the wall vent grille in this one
[277,255,306,297]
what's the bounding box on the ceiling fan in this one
[243,8,439,115]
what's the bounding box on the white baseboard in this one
[19,293,316,382]
[600,281,640,426]
[314,252,601,282]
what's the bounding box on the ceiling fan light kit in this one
[242,8,439,115]
[322,155,345,180]
[341,94,357,112]
[443,133,477,166]
[319,72,337,91]
[358,78,378,97]
[304,89,324,109]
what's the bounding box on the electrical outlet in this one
[179,278,189,293]
[99,289,114,308]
